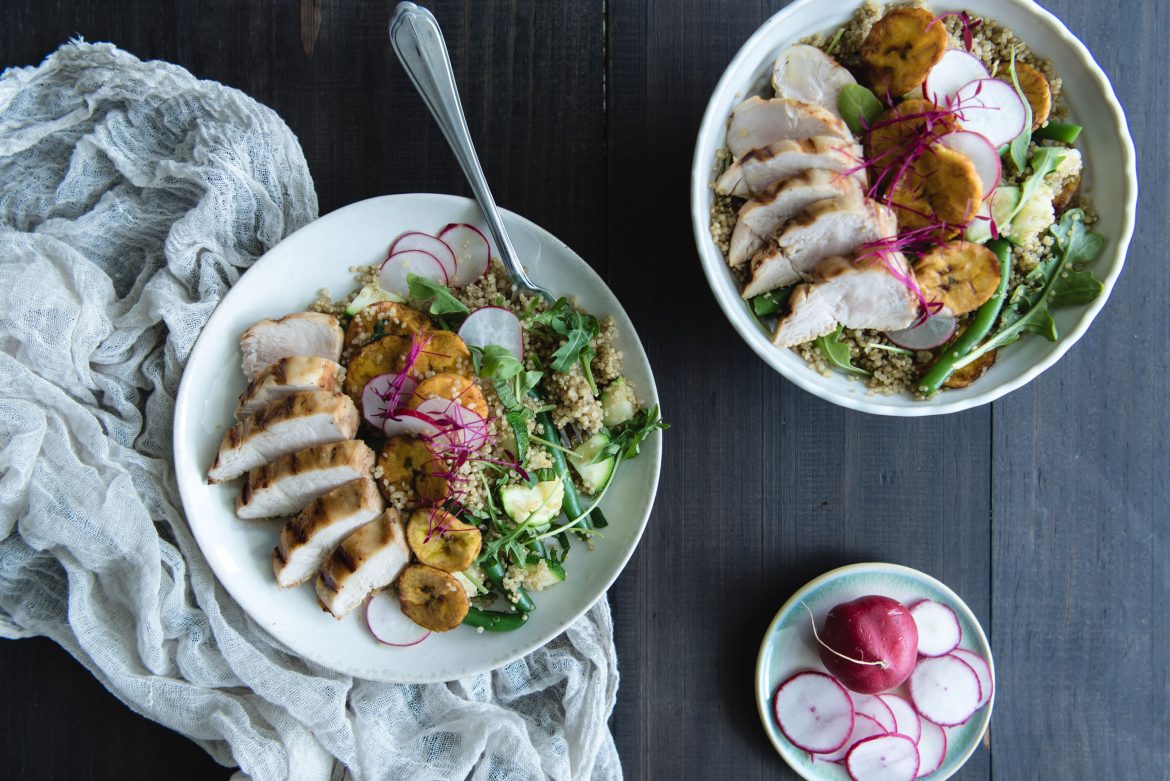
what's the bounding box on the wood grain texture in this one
[1,0,1167,779]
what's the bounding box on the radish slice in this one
[381,407,442,439]
[851,693,897,734]
[914,719,947,778]
[458,306,524,360]
[951,79,1027,147]
[438,223,491,287]
[379,249,448,298]
[878,695,921,745]
[820,713,887,763]
[909,600,963,657]
[845,734,919,781]
[365,591,430,647]
[361,373,419,429]
[415,397,491,452]
[937,130,1001,196]
[772,671,856,754]
[950,649,994,709]
[909,654,982,726]
[915,49,990,104]
[886,310,957,350]
[389,232,457,280]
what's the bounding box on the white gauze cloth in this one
[0,42,620,781]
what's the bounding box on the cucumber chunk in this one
[568,432,616,494]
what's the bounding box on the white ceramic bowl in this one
[173,193,662,682]
[691,0,1137,416]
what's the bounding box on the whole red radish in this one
[815,595,918,695]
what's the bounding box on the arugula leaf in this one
[527,297,601,392]
[1008,49,1033,174]
[838,84,885,135]
[406,273,470,316]
[816,325,869,376]
[601,406,668,461]
[471,344,542,463]
[1004,146,1067,229]
[505,408,531,461]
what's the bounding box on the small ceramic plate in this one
[756,563,994,780]
[173,193,662,683]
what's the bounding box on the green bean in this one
[536,410,593,531]
[918,239,1012,396]
[463,607,528,632]
[1033,121,1082,144]
[482,558,535,613]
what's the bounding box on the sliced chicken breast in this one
[771,254,919,348]
[207,391,360,483]
[240,312,344,380]
[742,196,898,298]
[316,509,411,619]
[725,96,851,159]
[771,44,858,118]
[272,477,384,588]
[236,439,375,520]
[236,355,345,420]
[715,136,862,197]
[728,170,862,267]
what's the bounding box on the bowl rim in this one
[690,0,1138,416]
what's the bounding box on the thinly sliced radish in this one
[937,130,1001,196]
[950,649,994,709]
[916,49,990,104]
[951,79,1027,147]
[886,310,957,350]
[821,713,887,763]
[379,249,448,299]
[381,407,442,439]
[851,693,897,733]
[415,397,491,452]
[846,734,919,781]
[772,671,856,754]
[366,591,430,646]
[439,223,491,287]
[361,373,419,429]
[878,695,921,745]
[909,654,982,726]
[915,719,947,778]
[458,306,524,360]
[389,232,457,280]
[909,600,963,657]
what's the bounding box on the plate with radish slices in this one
[756,563,993,780]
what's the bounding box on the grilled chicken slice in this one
[239,312,344,380]
[236,355,345,420]
[728,170,862,267]
[207,391,359,483]
[741,196,898,298]
[771,254,919,348]
[272,477,384,588]
[725,96,851,159]
[236,440,375,520]
[772,44,858,118]
[715,136,863,198]
[316,509,411,618]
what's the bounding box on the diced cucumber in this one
[500,480,564,527]
[568,432,616,494]
[600,376,636,427]
[345,282,403,316]
[507,560,566,592]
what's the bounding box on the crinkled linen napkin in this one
[0,42,620,781]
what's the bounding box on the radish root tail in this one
[802,602,889,670]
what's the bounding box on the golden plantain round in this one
[406,509,482,573]
[408,373,488,418]
[889,144,983,239]
[376,436,450,504]
[396,564,470,632]
[344,301,430,356]
[343,334,413,400]
[413,330,474,378]
[1012,61,1052,130]
[913,240,1003,316]
[861,8,948,96]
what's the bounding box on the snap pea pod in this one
[918,239,1012,396]
[536,410,594,532]
[1033,121,1082,143]
[463,607,527,632]
[482,558,535,613]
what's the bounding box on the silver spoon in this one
[389,2,554,301]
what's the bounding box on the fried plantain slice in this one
[408,373,489,418]
[376,435,450,504]
[861,8,948,97]
[406,509,482,573]
[889,144,983,239]
[396,563,470,632]
[864,98,959,175]
[344,301,430,357]
[343,334,413,401]
[1012,61,1051,131]
[943,348,998,389]
[913,240,1003,315]
[413,331,474,378]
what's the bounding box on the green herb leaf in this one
[406,274,470,316]
[601,406,668,461]
[816,324,869,375]
[838,84,885,135]
[528,298,601,377]
[1008,49,1034,174]
[1004,146,1067,228]
[505,408,530,461]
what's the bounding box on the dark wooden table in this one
[2,1,1165,778]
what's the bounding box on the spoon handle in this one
[389,2,545,297]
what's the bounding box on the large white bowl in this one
[691,0,1137,416]
[173,193,662,683]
